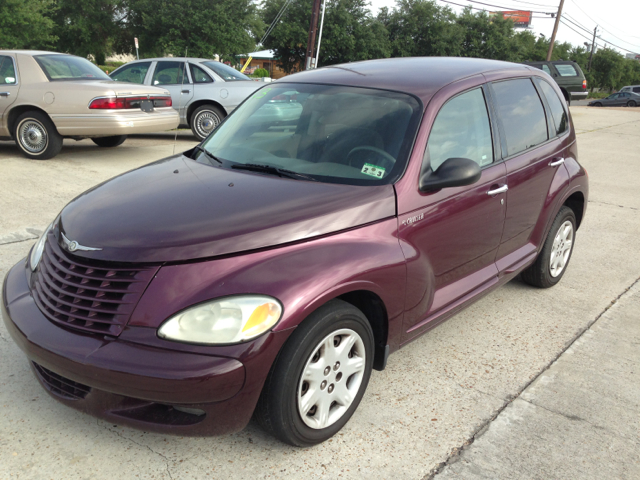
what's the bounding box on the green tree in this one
[0,0,57,50]
[262,0,389,73]
[591,47,625,90]
[124,0,263,60]
[455,8,519,61]
[51,0,127,65]
[380,0,462,58]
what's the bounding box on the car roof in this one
[128,57,214,63]
[277,56,530,102]
[0,50,65,56]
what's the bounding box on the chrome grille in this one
[32,235,158,336]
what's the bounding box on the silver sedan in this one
[110,58,263,140]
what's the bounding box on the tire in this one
[521,206,577,288]
[91,135,127,148]
[14,111,63,160]
[255,299,374,447]
[593,102,602,107]
[627,100,637,107]
[190,104,225,140]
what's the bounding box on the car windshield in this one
[201,61,251,81]
[34,55,111,81]
[198,83,422,186]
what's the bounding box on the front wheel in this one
[14,111,63,160]
[593,102,603,107]
[254,300,374,446]
[190,105,225,140]
[91,135,127,148]
[521,206,577,288]
[627,100,637,107]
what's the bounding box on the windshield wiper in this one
[231,163,318,182]
[192,145,222,164]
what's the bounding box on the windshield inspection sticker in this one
[361,163,386,178]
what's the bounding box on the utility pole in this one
[546,0,565,61]
[305,0,323,70]
[588,25,598,72]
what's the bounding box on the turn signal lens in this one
[158,295,283,345]
[582,79,587,90]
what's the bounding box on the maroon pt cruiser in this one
[2,57,588,446]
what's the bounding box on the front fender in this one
[129,218,406,343]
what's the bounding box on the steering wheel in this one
[346,146,396,169]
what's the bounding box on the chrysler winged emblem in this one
[61,232,102,252]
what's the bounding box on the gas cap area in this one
[43,92,55,104]
[220,89,229,99]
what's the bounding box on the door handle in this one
[0,92,10,97]
[549,158,565,167]
[487,185,508,195]
[181,89,191,94]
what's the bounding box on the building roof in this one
[276,56,530,102]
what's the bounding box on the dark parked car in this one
[588,91,640,107]
[2,57,588,447]
[523,60,587,105]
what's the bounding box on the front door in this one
[150,60,194,124]
[399,86,507,337]
[0,55,20,136]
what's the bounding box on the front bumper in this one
[50,108,180,136]
[2,260,290,436]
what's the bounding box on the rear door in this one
[150,60,193,123]
[0,54,20,136]
[491,77,565,267]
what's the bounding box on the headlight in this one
[158,295,283,345]
[29,221,54,271]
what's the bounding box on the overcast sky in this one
[366,0,640,56]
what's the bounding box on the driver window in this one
[110,62,151,84]
[422,88,493,174]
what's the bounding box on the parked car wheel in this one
[190,105,225,140]
[91,135,127,148]
[14,111,63,160]
[593,102,602,107]
[627,100,637,107]
[255,300,374,446]
[521,206,576,288]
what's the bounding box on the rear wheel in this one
[627,100,637,107]
[593,102,602,107]
[190,104,225,140]
[521,206,576,288]
[255,300,374,447]
[91,135,127,148]
[14,111,63,160]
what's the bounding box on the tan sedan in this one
[0,50,180,159]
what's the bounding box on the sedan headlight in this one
[158,295,283,345]
[29,221,55,271]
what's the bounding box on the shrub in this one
[253,68,269,78]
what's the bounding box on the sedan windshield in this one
[34,55,111,81]
[199,83,422,186]
[202,61,251,81]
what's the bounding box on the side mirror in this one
[419,157,481,192]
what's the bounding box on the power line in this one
[562,6,640,52]
[562,14,592,36]
[506,0,556,6]
[567,0,640,39]
[454,0,552,14]
[558,19,594,44]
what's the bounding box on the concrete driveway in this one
[1,108,639,479]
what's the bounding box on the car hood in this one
[58,155,396,263]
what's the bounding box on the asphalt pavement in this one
[1,107,639,479]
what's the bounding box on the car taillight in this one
[582,79,587,90]
[89,95,172,109]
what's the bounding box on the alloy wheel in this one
[549,220,574,277]
[297,328,366,429]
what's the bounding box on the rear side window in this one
[152,61,188,85]
[110,62,151,84]
[537,80,568,136]
[0,56,17,84]
[555,64,578,76]
[190,64,213,84]
[634,87,640,93]
[492,78,548,157]
[423,88,493,172]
